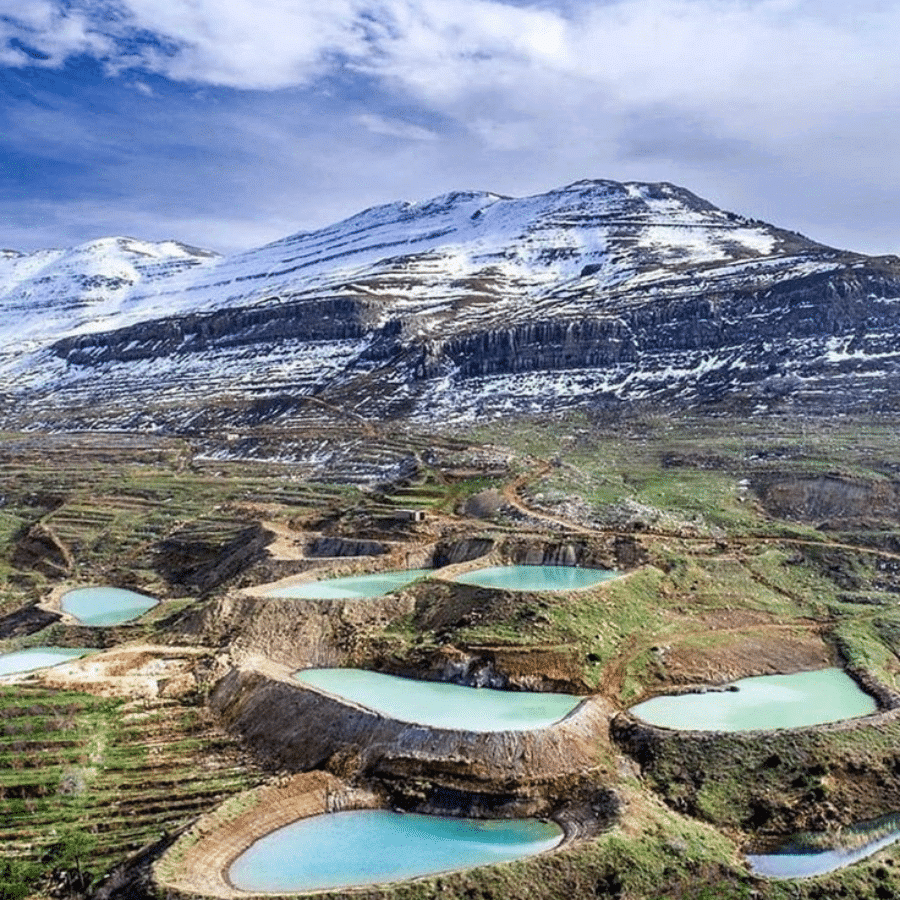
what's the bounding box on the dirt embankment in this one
[155,769,620,900]
[155,771,369,899]
[209,663,616,805]
[165,531,636,684]
[628,618,839,700]
[34,644,211,699]
[168,589,417,671]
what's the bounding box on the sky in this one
[1,0,898,256]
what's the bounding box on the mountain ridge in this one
[3,178,900,445]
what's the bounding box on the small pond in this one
[0,647,93,677]
[748,812,900,879]
[294,668,583,731]
[628,668,877,732]
[60,586,159,626]
[228,809,563,893]
[453,565,617,592]
[265,569,432,600]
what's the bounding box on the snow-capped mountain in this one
[3,179,900,438]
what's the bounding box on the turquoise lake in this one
[294,668,583,731]
[629,668,877,732]
[265,569,432,599]
[60,586,158,626]
[453,565,617,591]
[0,647,93,676]
[228,809,563,893]
[748,813,900,879]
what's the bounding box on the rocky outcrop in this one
[755,474,900,528]
[154,523,272,594]
[0,602,61,639]
[170,591,417,671]
[432,537,495,567]
[420,267,900,389]
[12,523,73,578]
[499,535,635,570]
[50,296,377,364]
[305,536,388,558]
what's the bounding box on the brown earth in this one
[31,643,211,699]
[648,619,835,690]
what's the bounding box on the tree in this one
[52,826,98,895]
[0,856,41,900]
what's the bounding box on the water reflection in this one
[265,569,431,599]
[629,668,876,732]
[454,565,617,592]
[748,812,900,878]
[61,586,158,626]
[0,647,93,676]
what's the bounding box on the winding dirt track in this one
[501,461,596,534]
[502,457,900,702]
[504,457,900,560]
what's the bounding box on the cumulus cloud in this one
[116,0,370,88]
[16,0,887,192]
[0,1,112,67]
[2,0,900,253]
[3,0,898,134]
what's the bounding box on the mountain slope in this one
[3,179,900,438]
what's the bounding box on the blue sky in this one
[1,0,899,255]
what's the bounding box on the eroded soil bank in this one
[209,662,618,806]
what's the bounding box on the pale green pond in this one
[60,586,158,626]
[453,565,617,591]
[0,647,93,676]
[294,668,583,731]
[629,668,877,732]
[228,809,563,893]
[265,569,432,599]
[748,812,900,879]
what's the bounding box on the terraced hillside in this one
[4,415,900,899]
[0,684,255,896]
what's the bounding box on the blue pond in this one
[229,809,563,893]
[629,668,876,732]
[453,565,617,592]
[265,569,432,600]
[294,668,583,731]
[0,647,93,676]
[748,813,900,879]
[61,586,158,626]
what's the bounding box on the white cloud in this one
[3,0,898,130]
[3,0,900,254]
[117,0,369,88]
[0,1,112,66]
[357,113,438,141]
